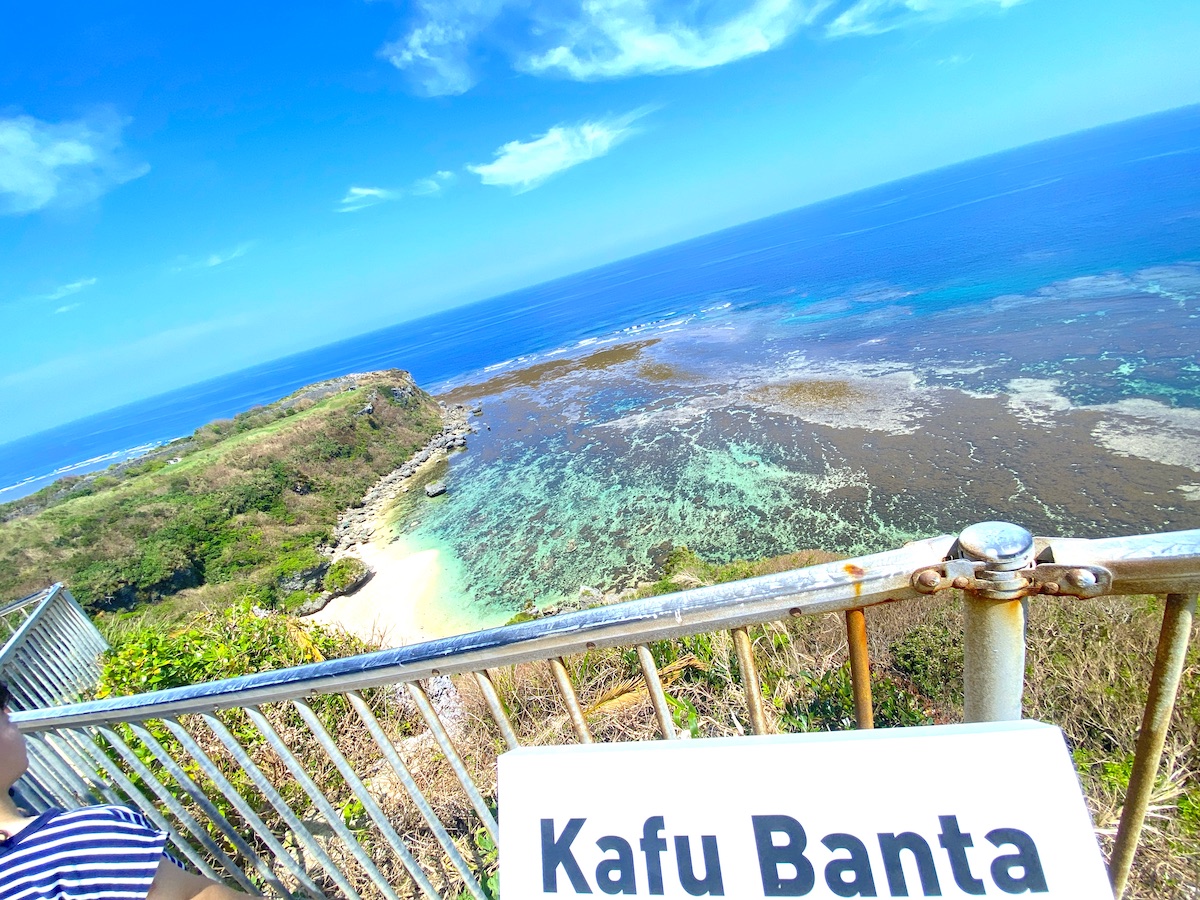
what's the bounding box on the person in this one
[0,681,249,900]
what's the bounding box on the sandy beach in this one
[308,529,443,649]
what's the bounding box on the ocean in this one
[3,106,1199,627]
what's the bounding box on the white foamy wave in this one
[989,263,1200,311]
[0,441,170,498]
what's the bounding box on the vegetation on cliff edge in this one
[0,370,441,618]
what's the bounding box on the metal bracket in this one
[911,560,1112,599]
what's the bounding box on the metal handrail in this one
[1,583,107,712]
[8,525,1200,900]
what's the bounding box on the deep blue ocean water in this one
[3,105,1198,503]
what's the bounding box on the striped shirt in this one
[0,806,175,900]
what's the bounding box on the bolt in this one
[1066,568,1097,589]
[917,570,942,589]
[586,642,596,650]
[789,607,803,617]
[1043,582,1060,595]
[431,669,440,676]
[952,576,970,589]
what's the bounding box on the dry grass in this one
[455,591,1198,898]
[89,571,1197,898]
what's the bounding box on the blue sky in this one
[1,0,1198,443]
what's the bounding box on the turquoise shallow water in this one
[397,259,1200,625]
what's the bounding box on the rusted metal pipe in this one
[473,669,520,751]
[1108,592,1197,899]
[549,657,592,743]
[636,645,677,740]
[844,610,874,730]
[732,627,769,735]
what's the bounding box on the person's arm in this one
[147,859,251,900]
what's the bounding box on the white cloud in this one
[468,110,648,192]
[379,0,506,96]
[411,170,456,195]
[205,243,253,267]
[826,0,1024,38]
[380,0,1029,92]
[523,0,828,80]
[54,303,81,315]
[338,186,400,213]
[0,110,148,215]
[42,277,98,302]
[337,172,456,211]
[171,242,255,273]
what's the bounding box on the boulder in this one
[425,481,447,498]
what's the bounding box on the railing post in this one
[1108,592,1197,899]
[956,522,1035,722]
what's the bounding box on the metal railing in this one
[0,583,107,711]
[9,523,1200,900]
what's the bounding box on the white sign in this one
[498,721,1112,898]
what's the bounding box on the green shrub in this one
[889,620,964,705]
[323,557,367,593]
[98,600,362,695]
[779,663,931,732]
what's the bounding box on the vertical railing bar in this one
[26,631,72,700]
[93,726,238,884]
[636,644,677,740]
[21,744,79,807]
[548,658,593,744]
[38,609,85,695]
[1108,592,1198,899]
[130,722,294,899]
[45,607,93,694]
[24,733,96,803]
[731,627,769,736]
[11,658,54,708]
[13,770,56,812]
[343,692,489,899]
[200,713,363,900]
[30,734,100,801]
[160,717,326,900]
[472,670,520,751]
[241,707,403,900]
[26,619,73,694]
[22,646,62,707]
[69,728,217,879]
[43,729,123,805]
[405,681,500,840]
[44,603,87,675]
[290,698,444,900]
[844,610,875,730]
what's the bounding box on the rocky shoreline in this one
[294,402,477,617]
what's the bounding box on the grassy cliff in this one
[0,370,442,618]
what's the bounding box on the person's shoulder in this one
[50,805,160,834]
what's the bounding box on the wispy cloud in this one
[381,0,1027,93]
[826,0,1024,38]
[54,303,82,314]
[379,0,506,96]
[171,242,255,273]
[0,110,148,215]
[936,53,973,67]
[338,186,401,213]
[42,277,98,302]
[468,109,649,192]
[337,172,456,212]
[523,0,828,80]
[411,170,456,195]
